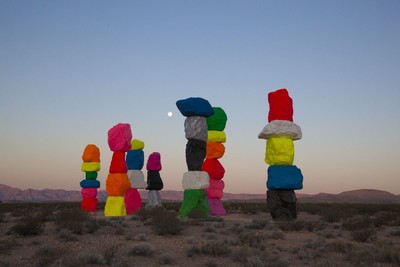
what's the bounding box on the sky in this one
[1,0,399,195]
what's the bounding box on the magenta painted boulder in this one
[208,198,227,216]
[146,152,162,171]
[205,179,224,199]
[81,188,98,198]
[124,188,142,214]
[108,123,132,152]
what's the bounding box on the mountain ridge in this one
[0,184,399,203]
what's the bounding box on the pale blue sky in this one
[1,0,399,194]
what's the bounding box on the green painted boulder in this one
[179,189,210,219]
[207,107,227,131]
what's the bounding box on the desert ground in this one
[0,202,399,267]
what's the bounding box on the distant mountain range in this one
[0,184,399,204]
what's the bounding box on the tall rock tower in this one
[80,144,101,212]
[258,89,303,220]
[104,123,132,217]
[176,97,214,219]
[204,107,228,216]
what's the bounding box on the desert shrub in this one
[11,211,45,236]
[35,244,64,267]
[269,230,285,240]
[245,219,268,229]
[102,244,120,265]
[0,238,19,254]
[134,233,148,241]
[277,220,305,231]
[240,203,261,215]
[54,207,97,234]
[128,243,155,257]
[238,232,266,250]
[232,246,265,265]
[372,211,399,227]
[157,252,176,265]
[389,229,400,236]
[188,208,209,219]
[204,223,217,233]
[230,222,244,235]
[346,243,400,265]
[325,240,355,254]
[342,215,372,231]
[351,228,376,242]
[188,240,231,257]
[151,208,182,235]
[58,229,78,242]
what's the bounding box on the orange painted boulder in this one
[106,173,131,196]
[82,144,100,162]
[206,142,225,159]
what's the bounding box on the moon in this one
[167,112,173,117]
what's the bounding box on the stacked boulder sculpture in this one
[104,123,132,216]
[176,97,213,218]
[125,139,146,214]
[145,152,164,208]
[80,144,101,212]
[204,107,228,216]
[259,89,303,220]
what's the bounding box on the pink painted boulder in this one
[205,179,224,199]
[81,188,98,198]
[108,123,132,152]
[146,152,162,171]
[124,188,142,214]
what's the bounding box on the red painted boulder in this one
[80,197,98,212]
[202,158,225,180]
[109,151,128,173]
[124,188,142,214]
[268,88,293,122]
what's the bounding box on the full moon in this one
[167,112,173,117]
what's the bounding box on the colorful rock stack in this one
[145,152,164,208]
[258,89,303,220]
[104,123,132,217]
[176,97,214,219]
[80,144,101,212]
[125,139,146,214]
[204,107,228,216]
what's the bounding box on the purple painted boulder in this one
[208,198,227,216]
[108,123,132,152]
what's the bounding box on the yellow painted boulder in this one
[130,139,145,150]
[208,131,226,143]
[81,162,101,172]
[104,196,126,216]
[265,137,294,165]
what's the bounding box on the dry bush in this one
[0,238,20,254]
[151,208,183,235]
[11,211,45,236]
[102,244,120,265]
[372,211,399,227]
[187,240,231,257]
[238,232,267,250]
[277,220,305,231]
[128,243,155,257]
[54,207,98,234]
[351,228,376,242]
[245,219,268,229]
[34,244,65,267]
[157,252,176,265]
[341,215,372,231]
[58,229,78,242]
